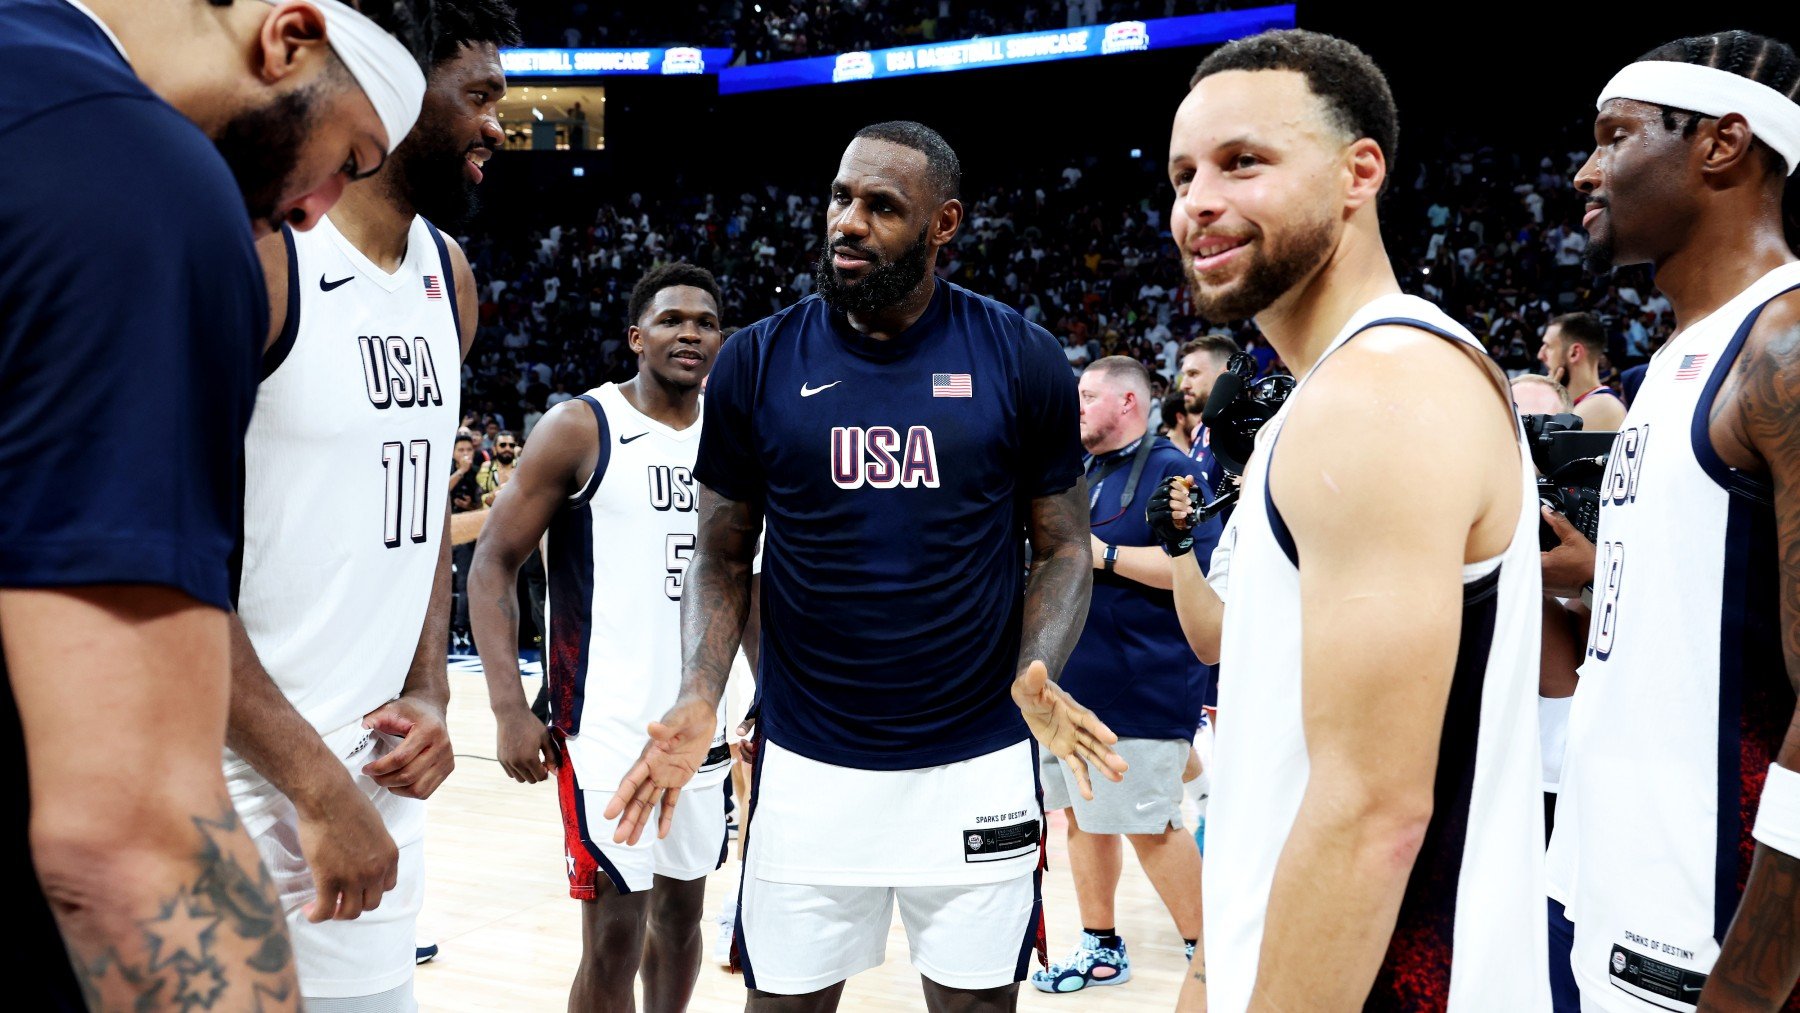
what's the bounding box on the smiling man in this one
[601,120,1125,1013]
[1167,30,1547,1012]
[224,3,518,1008]
[470,263,730,1013]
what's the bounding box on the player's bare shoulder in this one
[1711,285,1800,473]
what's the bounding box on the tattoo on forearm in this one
[1705,316,1800,1005]
[679,491,759,704]
[496,592,516,622]
[69,799,295,1011]
[1019,483,1094,682]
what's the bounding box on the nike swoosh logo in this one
[1135,800,1159,811]
[800,381,842,397]
[620,433,649,444]
[320,274,354,292]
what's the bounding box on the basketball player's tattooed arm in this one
[1011,483,1128,801]
[470,400,597,784]
[1701,300,1800,1012]
[606,486,762,846]
[0,586,301,1010]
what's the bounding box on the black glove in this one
[1147,475,1195,557]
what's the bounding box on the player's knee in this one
[646,883,705,936]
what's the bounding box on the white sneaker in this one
[713,916,735,968]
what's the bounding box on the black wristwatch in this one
[1102,543,1119,573]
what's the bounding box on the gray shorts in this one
[1039,737,1188,834]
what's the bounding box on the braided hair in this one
[1635,30,1800,251]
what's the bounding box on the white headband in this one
[1598,60,1800,176]
[260,0,426,153]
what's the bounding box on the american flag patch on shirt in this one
[932,373,972,397]
[1674,353,1708,381]
[424,275,444,299]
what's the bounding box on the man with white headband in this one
[1544,29,1800,1013]
[0,0,426,1009]
[225,1,520,1006]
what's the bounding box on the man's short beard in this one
[212,85,321,233]
[814,225,932,315]
[393,108,484,228]
[1583,237,1615,275]
[1189,216,1336,322]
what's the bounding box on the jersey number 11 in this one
[381,440,433,548]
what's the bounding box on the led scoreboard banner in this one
[717,5,1296,94]
[500,46,735,77]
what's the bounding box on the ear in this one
[932,198,965,248]
[1700,112,1765,180]
[256,1,332,86]
[1343,137,1386,212]
[628,324,643,355]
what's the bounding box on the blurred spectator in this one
[478,430,521,507]
[450,431,485,514]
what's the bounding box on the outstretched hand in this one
[602,696,717,845]
[1012,660,1128,800]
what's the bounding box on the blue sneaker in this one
[1030,931,1130,993]
[415,941,439,965]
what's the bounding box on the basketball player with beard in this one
[225,3,517,1007]
[1168,30,1548,1011]
[1544,30,1800,1012]
[605,120,1127,1012]
[0,1,428,1007]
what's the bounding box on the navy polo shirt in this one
[0,2,265,1005]
[1063,435,1221,739]
[694,280,1084,769]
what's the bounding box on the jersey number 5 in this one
[665,534,695,600]
[381,440,432,549]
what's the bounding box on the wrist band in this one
[1753,762,1800,859]
[1103,543,1118,573]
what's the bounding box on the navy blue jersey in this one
[695,281,1082,769]
[0,2,266,1004]
[1064,437,1220,739]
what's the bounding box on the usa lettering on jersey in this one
[829,425,940,490]
[358,335,444,409]
[648,465,697,512]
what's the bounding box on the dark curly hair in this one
[628,263,723,328]
[431,0,521,67]
[1191,29,1399,193]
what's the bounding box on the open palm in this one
[1012,660,1129,800]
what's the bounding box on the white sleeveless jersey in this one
[234,214,461,739]
[1550,261,1800,1012]
[1203,294,1549,1012]
[547,383,729,791]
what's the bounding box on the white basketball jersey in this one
[548,383,728,791]
[1550,261,1800,1012]
[234,214,460,739]
[1204,295,1549,1012]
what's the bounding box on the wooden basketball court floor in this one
[415,664,1197,1011]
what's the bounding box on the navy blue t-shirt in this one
[1064,436,1220,739]
[0,2,266,1004]
[695,281,1083,769]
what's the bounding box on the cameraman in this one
[1031,357,1221,994]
